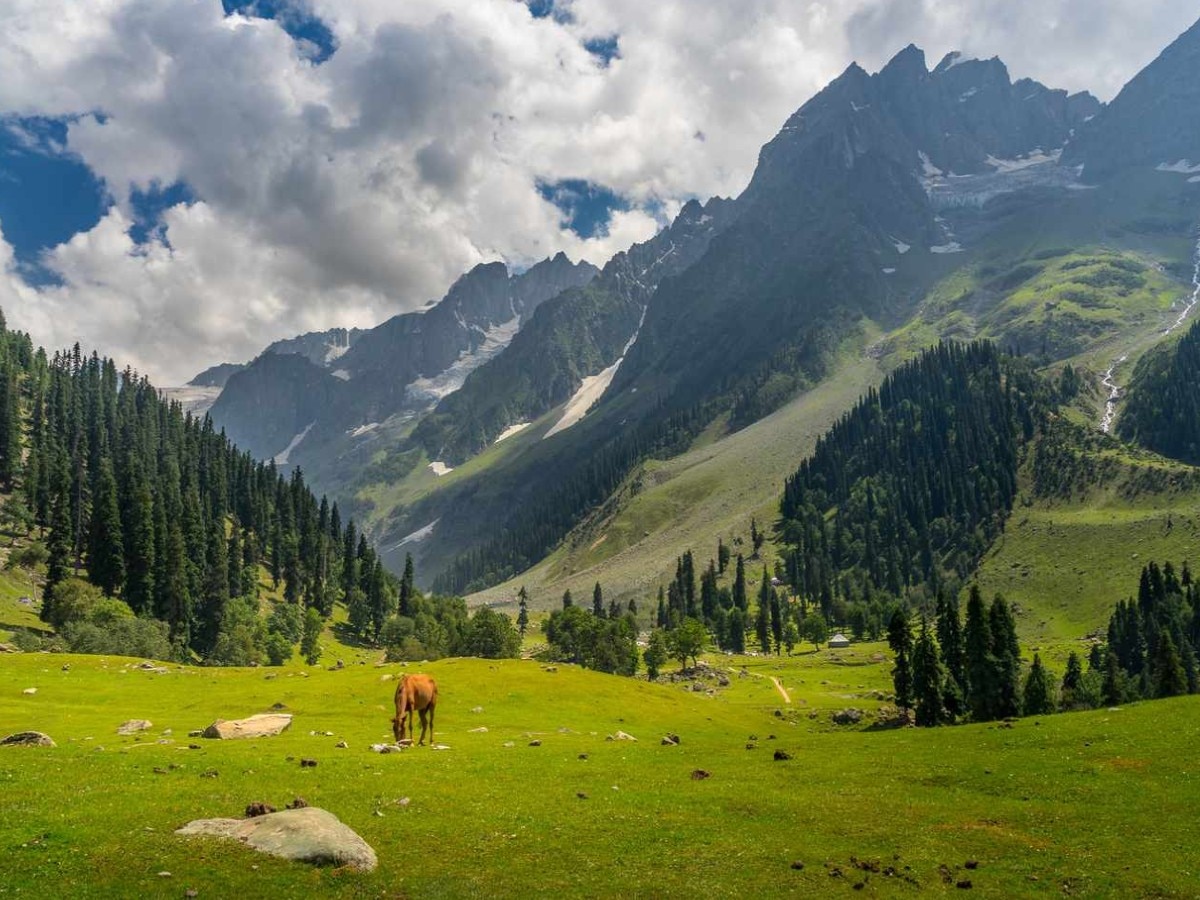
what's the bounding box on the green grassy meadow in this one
[2,648,1200,898]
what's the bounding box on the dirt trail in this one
[769,676,792,705]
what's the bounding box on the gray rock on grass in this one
[1,731,55,747]
[117,719,153,735]
[202,714,293,739]
[176,807,376,871]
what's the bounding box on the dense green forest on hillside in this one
[1119,317,1200,464]
[778,341,1042,617]
[0,313,519,665]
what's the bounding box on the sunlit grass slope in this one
[2,649,1200,898]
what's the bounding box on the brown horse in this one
[392,673,438,746]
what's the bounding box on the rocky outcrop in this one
[202,713,293,739]
[176,807,377,871]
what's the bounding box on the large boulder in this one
[202,713,292,739]
[832,708,864,726]
[1,731,55,747]
[176,807,376,871]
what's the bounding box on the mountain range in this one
[192,17,1200,603]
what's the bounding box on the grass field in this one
[2,648,1199,898]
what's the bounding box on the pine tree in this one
[1022,654,1054,715]
[399,553,415,616]
[911,618,944,726]
[1153,632,1188,698]
[562,589,573,609]
[936,592,966,695]
[726,606,746,653]
[964,586,997,721]
[755,569,772,654]
[717,537,730,574]
[517,587,529,637]
[770,588,783,655]
[887,608,913,710]
[592,581,604,618]
[88,457,125,597]
[1061,652,1084,709]
[656,586,667,628]
[990,595,1022,718]
[733,555,747,610]
[1102,650,1123,707]
[301,606,322,665]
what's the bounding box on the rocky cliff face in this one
[1063,16,1200,178]
[209,253,597,461]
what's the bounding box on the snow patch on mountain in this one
[986,149,1061,172]
[331,369,350,381]
[428,461,454,477]
[160,385,222,417]
[494,422,531,444]
[405,316,521,405]
[930,242,964,254]
[545,308,647,440]
[388,519,440,552]
[892,238,911,255]
[1157,160,1200,174]
[274,422,315,465]
[348,422,380,437]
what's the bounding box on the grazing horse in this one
[392,673,438,746]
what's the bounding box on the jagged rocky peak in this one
[1064,15,1200,178]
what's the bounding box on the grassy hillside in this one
[975,430,1200,651]
[468,337,884,612]
[2,649,1199,897]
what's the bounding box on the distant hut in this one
[828,633,851,649]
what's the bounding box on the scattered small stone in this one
[542,666,557,673]
[576,792,588,800]
[162,728,172,736]
[22,687,36,695]
[773,750,792,761]
[833,708,863,726]
[286,797,309,810]
[528,740,542,747]
[774,709,783,718]
[335,740,348,749]
[201,769,219,778]
[609,730,637,742]
[270,703,287,711]
[964,860,979,870]
[790,861,805,871]
[431,744,451,751]
[578,753,588,760]
[470,706,484,714]
[396,797,410,807]
[503,741,515,748]
[745,742,757,750]
[246,802,276,818]
[189,744,201,750]
[690,769,711,780]
[956,879,973,890]
[186,890,198,898]
[2,730,56,747]
[188,730,203,738]
[767,734,777,740]
[370,743,403,754]
[61,664,70,672]
[469,726,488,734]
[661,736,679,746]
[300,758,317,768]
[157,871,171,878]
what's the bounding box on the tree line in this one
[0,313,524,666]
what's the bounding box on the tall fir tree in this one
[911,618,945,726]
[888,608,913,710]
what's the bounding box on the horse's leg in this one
[417,707,428,745]
[428,703,435,747]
